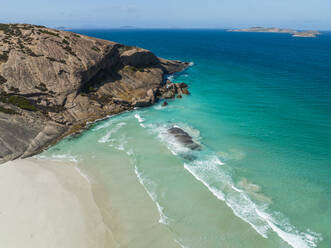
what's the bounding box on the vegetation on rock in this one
[0,94,37,111]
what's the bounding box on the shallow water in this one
[40,30,331,248]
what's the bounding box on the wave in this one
[98,122,126,143]
[146,121,322,248]
[35,153,78,163]
[134,113,145,127]
[104,115,171,225]
[174,239,189,248]
[92,113,130,131]
[131,155,170,225]
[74,165,92,184]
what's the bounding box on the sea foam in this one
[98,122,126,143]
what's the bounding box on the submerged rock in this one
[168,127,201,151]
[0,24,190,163]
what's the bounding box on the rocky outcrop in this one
[158,80,190,100]
[168,127,201,151]
[0,24,190,163]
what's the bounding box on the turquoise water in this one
[41,30,331,247]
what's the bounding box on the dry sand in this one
[0,157,116,248]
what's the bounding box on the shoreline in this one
[0,157,117,248]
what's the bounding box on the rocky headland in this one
[229,27,320,37]
[0,24,190,163]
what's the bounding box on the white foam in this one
[189,61,195,66]
[184,160,270,238]
[92,112,130,131]
[153,104,163,110]
[183,157,322,247]
[174,239,189,248]
[36,154,78,163]
[133,164,170,225]
[134,113,144,123]
[98,122,126,143]
[256,210,322,248]
[74,166,91,184]
[167,75,174,81]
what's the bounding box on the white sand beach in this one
[0,158,116,248]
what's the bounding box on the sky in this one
[1,0,331,30]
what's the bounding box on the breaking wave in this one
[144,120,322,248]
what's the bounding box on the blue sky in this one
[1,0,331,30]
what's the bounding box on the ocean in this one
[39,29,331,248]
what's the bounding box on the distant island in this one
[228,27,320,37]
[119,26,139,29]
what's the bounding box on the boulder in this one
[162,90,175,99]
[182,88,190,95]
[168,127,201,150]
[175,82,188,89]
[120,48,159,68]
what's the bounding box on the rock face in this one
[0,24,190,163]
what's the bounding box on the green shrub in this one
[63,45,76,56]
[91,46,100,52]
[6,95,37,111]
[0,24,22,36]
[0,51,9,62]
[38,29,59,37]
[46,57,66,64]
[46,56,56,62]
[62,39,69,45]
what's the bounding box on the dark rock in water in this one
[175,82,188,89]
[176,94,182,99]
[168,127,201,150]
[181,88,190,95]
[162,101,168,107]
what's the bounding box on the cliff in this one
[0,24,189,163]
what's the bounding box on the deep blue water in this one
[63,29,331,247]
